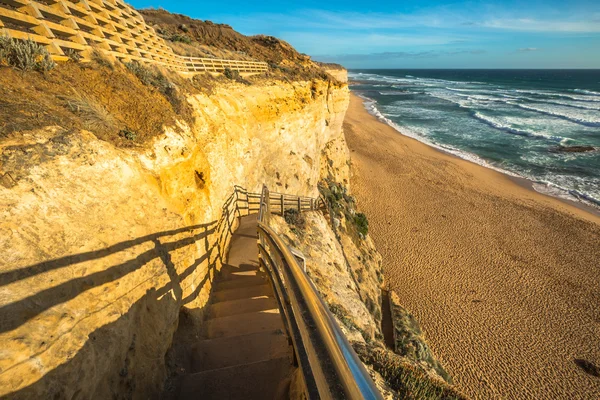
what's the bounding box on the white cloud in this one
[482,18,600,32]
[214,8,600,34]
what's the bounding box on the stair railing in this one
[256,184,382,400]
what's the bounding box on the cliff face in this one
[0,72,348,397]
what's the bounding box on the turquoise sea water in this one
[349,69,600,207]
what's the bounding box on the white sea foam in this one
[357,93,600,209]
[508,95,600,111]
[358,94,522,176]
[472,112,564,141]
[510,102,600,127]
[445,87,481,93]
[377,91,413,96]
[508,89,600,103]
[532,180,600,208]
[573,89,600,96]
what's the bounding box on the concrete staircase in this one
[177,215,293,400]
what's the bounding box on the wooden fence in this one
[0,0,268,74]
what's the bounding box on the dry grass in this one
[64,90,117,134]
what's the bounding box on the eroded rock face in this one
[0,78,348,397]
[270,211,383,342]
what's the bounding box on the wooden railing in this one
[0,0,268,74]
[183,56,268,73]
[234,187,324,219]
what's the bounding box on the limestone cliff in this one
[0,71,348,397]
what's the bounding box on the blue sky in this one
[130,0,600,68]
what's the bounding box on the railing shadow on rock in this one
[1,184,251,397]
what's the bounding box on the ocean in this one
[349,69,600,208]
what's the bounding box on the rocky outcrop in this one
[0,77,348,397]
[549,145,596,153]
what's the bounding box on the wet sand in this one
[345,93,600,399]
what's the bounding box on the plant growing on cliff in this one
[0,36,55,72]
[65,90,117,134]
[284,208,306,230]
[65,49,82,63]
[327,303,360,332]
[354,213,369,237]
[169,34,192,44]
[223,67,250,84]
[120,128,137,141]
[353,342,466,400]
[124,61,185,114]
[91,47,113,69]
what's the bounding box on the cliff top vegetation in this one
[0,8,345,147]
[139,8,344,82]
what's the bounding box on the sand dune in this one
[345,93,600,399]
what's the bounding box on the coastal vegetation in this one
[0,36,55,72]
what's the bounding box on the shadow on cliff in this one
[0,187,246,336]
[0,222,218,335]
[4,288,182,399]
[2,188,252,398]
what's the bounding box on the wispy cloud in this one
[202,2,600,68]
[482,18,600,32]
[317,49,487,62]
[278,32,468,55]
[215,9,600,34]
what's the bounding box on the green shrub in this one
[224,67,239,80]
[327,303,360,331]
[0,36,55,71]
[354,213,369,237]
[124,61,155,86]
[120,128,137,141]
[64,48,82,63]
[284,208,305,229]
[353,342,466,400]
[223,67,250,84]
[169,34,192,44]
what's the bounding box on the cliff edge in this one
[0,7,459,399]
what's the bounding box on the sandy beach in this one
[345,93,600,399]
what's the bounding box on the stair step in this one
[191,330,290,372]
[204,309,283,339]
[218,264,260,281]
[214,275,267,291]
[178,356,292,400]
[213,283,271,303]
[209,296,278,318]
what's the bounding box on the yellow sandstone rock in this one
[0,74,349,397]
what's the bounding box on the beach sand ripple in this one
[345,94,600,399]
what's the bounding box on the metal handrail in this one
[256,184,382,400]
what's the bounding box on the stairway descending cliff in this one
[177,214,293,400]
